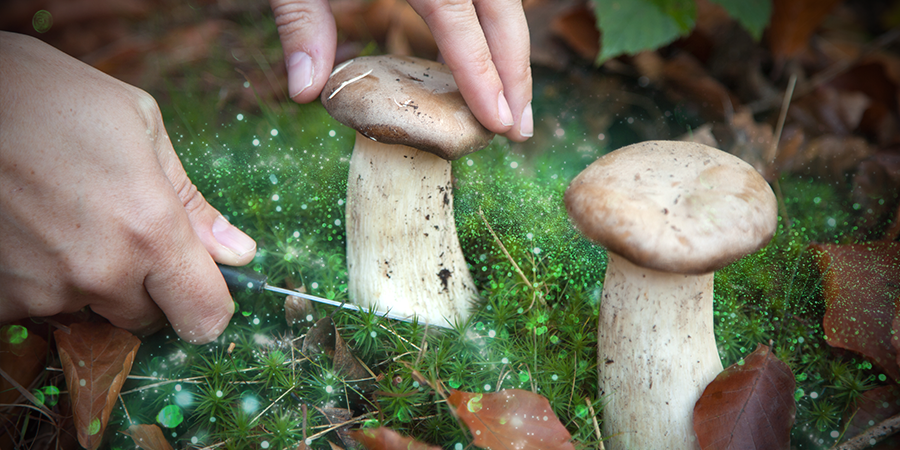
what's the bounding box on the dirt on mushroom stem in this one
[345,134,478,327]
[599,252,722,450]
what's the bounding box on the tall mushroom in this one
[320,55,494,327]
[564,141,778,449]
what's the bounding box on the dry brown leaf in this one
[693,344,796,450]
[302,317,372,383]
[550,4,600,61]
[350,427,442,450]
[123,424,175,450]
[0,323,48,404]
[332,0,436,59]
[768,0,843,60]
[843,385,900,444]
[662,52,741,121]
[55,323,141,450]
[813,242,900,381]
[448,389,576,450]
[852,151,900,240]
[794,135,872,182]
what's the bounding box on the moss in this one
[93,36,887,450]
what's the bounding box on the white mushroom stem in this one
[599,252,723,450]
[345,133,477,327]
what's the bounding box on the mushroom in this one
[320,55,494,328]
[564,141,778,449]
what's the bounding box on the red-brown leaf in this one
[843,385,900,441]
[768,0,843,60]
[55,323,141,450]
[123,424,175,450]
[448,389,576,450]
[812,242,900,380]
[693,344,796,450]
[350,427,442,450]
[0,323,48,404]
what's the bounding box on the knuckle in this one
[178,181,208,217]
[272,4,318,38]
[127,87,165,143]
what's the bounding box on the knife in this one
[217,263,445,327]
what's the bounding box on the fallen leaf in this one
[767,0,843,60]
[302,317,373,383]
[55,323,141,450]
[314,406,356,449]
[791,135,873,182]
[661,52,741,121]
[852,151,900,240]
[842,385,900,443]
[550,4,600,61]
[350,427,441,450]
[448,389,576,450]
[123,424,175,450]
[812,242,900,381]
[0,323,48,404]
[693,343,796,450]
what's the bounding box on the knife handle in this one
[217,263,268,293]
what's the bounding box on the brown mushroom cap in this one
[320,55,494,160]
[564,140,778,274]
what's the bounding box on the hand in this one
[269,0,533,142]
[0,32,257,344]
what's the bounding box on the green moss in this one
[94,28,886,450]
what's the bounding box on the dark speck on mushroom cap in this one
[320,55,494,160]
[564,141,778,274]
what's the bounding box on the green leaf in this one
[593,0,697,63]
[708,0,772,39]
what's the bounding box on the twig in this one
[119,393,132,424]
[0,366,56,423]
[829,413,900,450]
[765,72,797,230]
[251,386,294,426]
[585,397,605,450]
[765,73,797,164]
[477,207,534,291]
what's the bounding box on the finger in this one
[142,202,235,344]
[269,0,337,103]
[142,112,237,344]
[410,0,512,135]
[473,0,533,142]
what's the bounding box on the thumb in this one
[269,0,337,103]
[148,127,255,344]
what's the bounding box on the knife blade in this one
[216,263,445,327]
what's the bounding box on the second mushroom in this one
[564,141,778,449]
[320,55,494,328]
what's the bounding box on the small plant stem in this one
[477,207,534,292]
[829,413,900,450]
[305,411,372,442]
[585,397,605,450]
[119,393,132,424]
[765,73,796,164]
[251,386,294,426]
[0,367,56,422]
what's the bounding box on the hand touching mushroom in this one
[269,0,533,141]
[321,55,493,327]
[565,141,778,450]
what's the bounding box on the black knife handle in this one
[218,263,268,293]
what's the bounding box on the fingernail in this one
[212,216,256,257]
[520,102,534,138]
[498,91,514,127]
[287,51,314,98]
